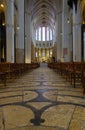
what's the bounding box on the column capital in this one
[73,22,82,26]
[10,0,14,3]
[25,11,31,15]
[6,23,14,28]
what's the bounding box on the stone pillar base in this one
[16,48,24,63]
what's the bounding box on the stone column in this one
[73,5,76,62]
[56,12,62,62]
[25,12,31,63]
[73,3,82,61]
[16,0,24,63]
[31,43,36,62]
[62,0,71,62]
[6,0,14,62]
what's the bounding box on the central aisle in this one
[0,63,85,130]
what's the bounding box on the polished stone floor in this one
[0,63,85,130]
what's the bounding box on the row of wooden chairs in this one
[0,63,40,86]
[48,62,85,94]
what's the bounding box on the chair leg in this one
[83,77,85,94]
[71,73,75,88]
[2,74,6,87]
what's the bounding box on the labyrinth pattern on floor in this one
[0,63,85,130]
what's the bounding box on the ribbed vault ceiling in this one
[30,0,57,29]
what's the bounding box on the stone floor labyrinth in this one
[0,63,85,130]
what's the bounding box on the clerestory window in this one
[36,26,53,41]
